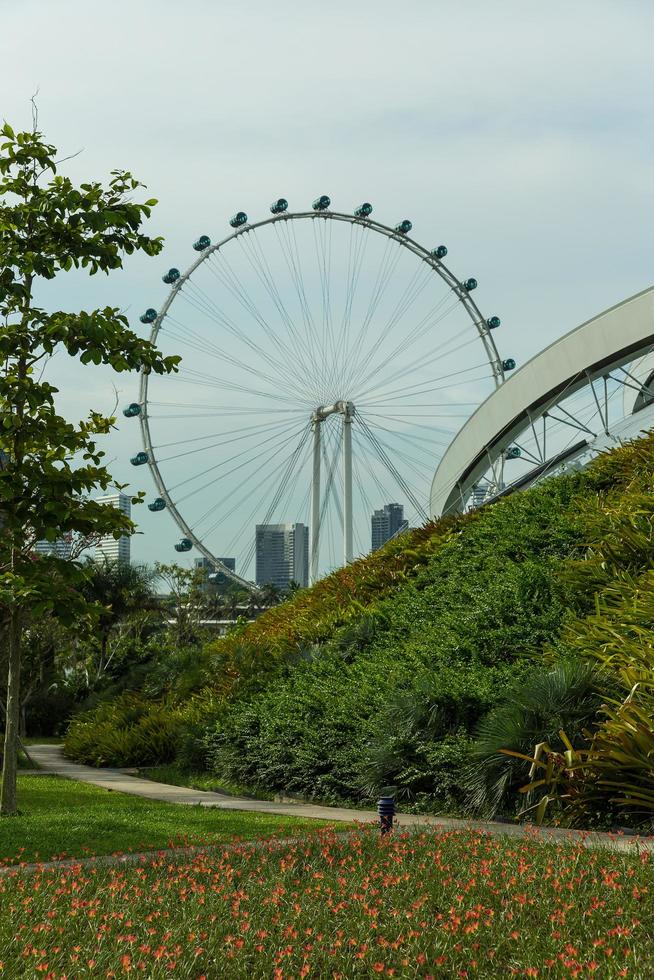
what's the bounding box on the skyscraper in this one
[95,493,131,565]
[371,503,408,551]
[34,532,73,560]
[255,523,309,589]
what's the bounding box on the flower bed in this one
[1,827,651,977]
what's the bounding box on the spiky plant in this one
[464,659,607,818]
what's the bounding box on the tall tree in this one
[79,559,158,682]
[155,562,212,647]
[0,117,179,814]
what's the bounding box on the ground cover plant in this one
[0,776,331,866]
[0,825,652,978]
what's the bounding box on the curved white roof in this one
[430,285,654,516]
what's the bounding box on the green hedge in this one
[65,433,654,817]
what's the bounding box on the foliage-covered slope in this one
[65,434,654,821]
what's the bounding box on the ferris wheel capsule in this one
[163,268,180,284]
[148,497,166,512]
[463,278,478,291]
[502,358,516,371]
[270,198,288,214]
[394,220,412,235]
[506,446,522,459]
[487,316,501,329]
[174,538,193,552]
[312,195,331,211]
[140,308,157,324]
[122,403,141,418]
[230,212,248,228]
[193,235,211,251]
[130,451,149,466]
[431,245,447,259]
[354,202,373,218]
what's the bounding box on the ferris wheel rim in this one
[138,208,506,587]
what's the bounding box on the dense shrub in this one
[64,694,182,767]
[66,432,654,822]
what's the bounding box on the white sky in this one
[3,0,654,571]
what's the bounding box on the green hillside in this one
[65,433,654,826]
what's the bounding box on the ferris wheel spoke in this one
[288,218,336,400]
[355,323,480,403]
[342,239,404,393]
[164,310,308,392]
[359,420,437,484]
[152,415,303,452]
[351,262,434,387]
[213,241,322,398]
[154,416,302,463]
[358,353,491,407]
[205,250,292,358]
[162,320,316,405]
[209,427,313,573]
[336,220,369,387]
[358,415,446,471]
[183,268,313,397]
[234,426,312,574]
[170,421,309,499]
[174,364,314,406]
[237,230,320,389]
[354,292,464,395]
[313,217,344,400]
[273,222,326,394]
[179,279,314,401]
[356,417,429,523]
[234,234,317,387]
[362,408,476,429]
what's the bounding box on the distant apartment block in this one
[255,523,309,589]
[95,492,131,565]
[34,532,73,560]
[371,502,408,551]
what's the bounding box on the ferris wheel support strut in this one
[310,400,356,584]
[343,405,354,567]
[310,417,321,585]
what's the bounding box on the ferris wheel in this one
[123,197,513,588]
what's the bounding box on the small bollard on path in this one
[377,794,396,835]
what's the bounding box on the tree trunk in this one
[1,609,22,816]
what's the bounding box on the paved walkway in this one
[27,745,654,853]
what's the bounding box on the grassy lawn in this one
[0,775,334,866]
[141,762,276,801]
[1,827,651,978]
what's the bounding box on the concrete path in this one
[27,744,654,852]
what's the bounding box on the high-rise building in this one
[34,532,73,560]
[95,493,131,565]
[371,503,408,551]
[255,523,309,589]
